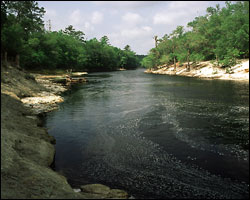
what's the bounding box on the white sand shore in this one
[145,59,249,81]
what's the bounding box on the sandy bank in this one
[1,63,129,199]
[145,59,249,81]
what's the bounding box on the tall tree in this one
[63,25,85,43]
[6,1,45,39]
[100,35,110,45]
[142,1,249,69]
[169,26,184,70]
[124,45,131,51]
[1,1,46,65]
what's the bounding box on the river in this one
[45,68,249,199]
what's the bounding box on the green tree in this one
[1,1,45,66]
[169,26,184,70]
[100,35,110,45]
[6,1,45,40]
[142,1,249,69]
[124,45,131,51]
[1,21,25,57]
[63,25,85,43]
[1,1,141,72]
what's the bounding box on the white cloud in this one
[42,8,66,31]
[153,11,187,25]
[142,26,152,32]
[93,1,163,9]
[91,11,103,24]
[84,22,90,29]
[69,9,82,26]
[39,1,226,54]
[120,26,152,39]
[84,21,94,31]
[153,1,209,26]
[45,8,57,18]
[110,9,118,15]
[121,29,139,39]
[122,12,143,24]
[67,10,96,34]
[108,25,153,54]
[140,26,152,35]
[153,13,169,25]
[168,1,208,10]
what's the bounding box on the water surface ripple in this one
[46,69,249,199]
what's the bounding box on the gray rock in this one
[1,94,85,199]
[108,189,128,199]
[1,64,129,199]
[80,184,111,195]
[80,184,129,199]
[73,188,81,193]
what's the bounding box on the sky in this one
[38,1,226,55]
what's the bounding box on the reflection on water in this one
[46,69,249,199]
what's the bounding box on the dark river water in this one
[45,68,249,199]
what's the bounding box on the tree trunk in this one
[4,52,7,63]
[174,57,176,71]
[216,54,218,66]
[154,36,158,48]
[187,50,190,71]
[15,54,20,67]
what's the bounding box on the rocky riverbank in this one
[1,63,129,199]
[145,59,249,81]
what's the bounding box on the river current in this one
[45,68,249,198]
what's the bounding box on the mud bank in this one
[1,63,128,199]
[145,59,249,81]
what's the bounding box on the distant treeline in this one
[1,1,142,72]
[141,1,249,69]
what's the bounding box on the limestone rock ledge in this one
[20,76,68,114]
[1,63,130,199]
[79,184,129,199]
[1,93,84,199]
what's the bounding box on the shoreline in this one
[1,63,129,199]
[144,59,249,82]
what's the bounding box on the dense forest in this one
[141,1,249,69]
[1,1,249,72]
[1,1,142,72]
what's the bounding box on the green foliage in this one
[219,48,241,68]
[124,45,131,51]
[159,55,170,65]
[63,25,85,43]
[143,1,249,69]
[5,1,45,40]
[1,0,45,57]
[1,22,25,55]
[141,53,158,68]
[1,1,8,28]
[190,53,205,63]
[100,35,110,46]
[1,1,141,72]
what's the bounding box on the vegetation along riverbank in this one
[142,2,249,81]
[145,59,249,81]
[1,1,249,199]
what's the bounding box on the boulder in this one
[80,184,128,199]
[108,189,128,199]
[80,184,111,195]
